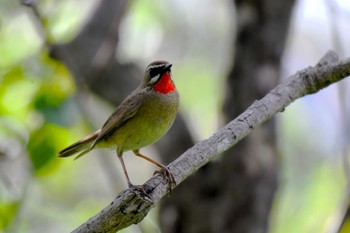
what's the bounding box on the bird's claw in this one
[154,167,176,194]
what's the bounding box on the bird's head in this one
[142,61,176,94]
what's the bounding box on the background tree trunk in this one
[159,0,296,232]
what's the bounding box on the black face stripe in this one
[147,66,166,78]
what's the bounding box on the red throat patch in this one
[153,72,176,94]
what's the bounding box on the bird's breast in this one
[103,90,179,152]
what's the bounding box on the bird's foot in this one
[154,166,176,194]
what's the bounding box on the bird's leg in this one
[132,150,176,191]
[117,150,151,199]
[116,151,134,189]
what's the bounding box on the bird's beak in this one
[163,64,172,72]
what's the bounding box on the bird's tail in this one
[58,130,100,160]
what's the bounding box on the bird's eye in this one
[149,67,161,78]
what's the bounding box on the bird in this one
[58,61,179,190]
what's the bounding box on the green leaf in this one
[27,123,69,175]
[0,200,19,231]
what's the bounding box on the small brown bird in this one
[59,61,179,189]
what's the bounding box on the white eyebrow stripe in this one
[147,64,166,72]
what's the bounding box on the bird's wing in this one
[90,89,144,148]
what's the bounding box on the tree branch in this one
[72,51,350,233]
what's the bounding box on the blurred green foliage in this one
[0,201,19,230]
[0,52,77,230]
[0,2,80,231]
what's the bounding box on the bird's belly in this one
[101,92,179,152]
